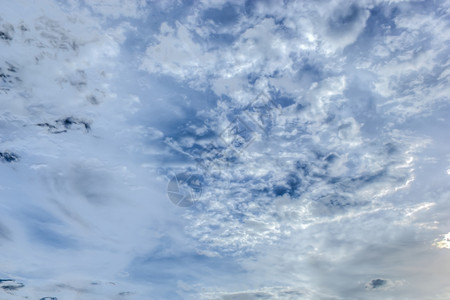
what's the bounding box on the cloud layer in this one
[1,0,449,299]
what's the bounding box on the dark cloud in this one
[37,117,91,134]
[0,31,12,41]
[0,151,19,163]
[0,61,21,91]
[0,23,14,41]
[0,279,25,291]
[366,278,388,289]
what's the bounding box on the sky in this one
[0,0,449,299]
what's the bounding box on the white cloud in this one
[434,232,450,249]
[1,0,450,299]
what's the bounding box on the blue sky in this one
[1,0,450,299]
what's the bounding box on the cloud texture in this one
[1,0,449,299]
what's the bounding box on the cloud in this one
[136,1,450,298]
[366,278,389,289]
[434,232,450,249]
[200,286,316,300]
[1,0,450,299]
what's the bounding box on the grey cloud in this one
[366,278,387,289]
[37,117,91,134]
[34,16,79,51]
[0,22,14,41]
[0,61,21,91]
[202,286,313,300]
[0,279,25,291]
[0,152,19,163]
[327,4,368,34]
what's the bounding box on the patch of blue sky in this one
[28,225,77,249]
[127,249,246,298]
[202,3,241,26]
